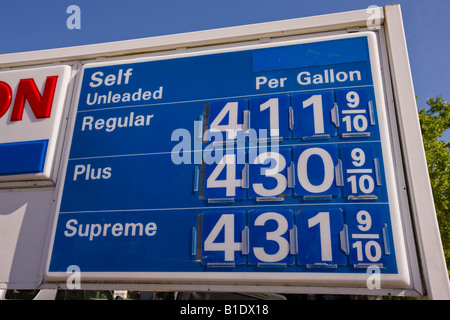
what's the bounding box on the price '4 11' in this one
[204,88,375,142]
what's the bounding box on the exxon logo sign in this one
[0,65,72,181]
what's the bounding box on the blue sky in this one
[0,0,449,139]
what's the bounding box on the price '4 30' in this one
[202,144,381,201]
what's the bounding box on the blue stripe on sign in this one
[252,37,369,72]
[0,140,48,176]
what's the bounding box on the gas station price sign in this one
[47,32,409,288]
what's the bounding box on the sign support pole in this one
[384,4,450,300]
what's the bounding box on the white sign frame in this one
[0,65,72,183]
[44,30,412,293]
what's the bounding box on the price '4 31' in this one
[200,208,389,266]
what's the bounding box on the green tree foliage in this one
[418,95,450,274]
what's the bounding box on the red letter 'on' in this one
[0,81,12,119]
[10,76,58,121]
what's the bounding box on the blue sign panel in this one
[0,140,48,175]
[48,34,401,283]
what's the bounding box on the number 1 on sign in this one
[303,95,324,134]
[308,211,332,261]
[292,92,336,139]
[259,98,280,137]
[297,208,346,266]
